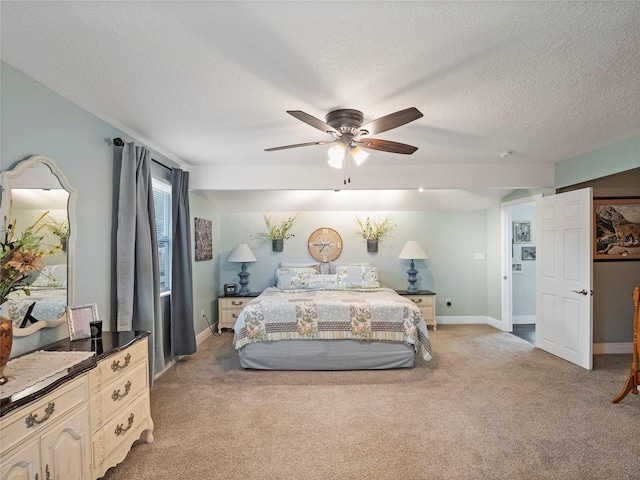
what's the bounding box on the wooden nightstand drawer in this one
[396,291,437,330]
[218,295,259,333]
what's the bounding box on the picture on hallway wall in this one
[522,246,536,260]
[513,221,530,243]
[512,263,523,273]
[593,198,640,260]
[195,217,213,261]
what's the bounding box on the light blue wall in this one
[510,202,536,318]
[219,210,489,317]
[555,136,640,188]
[2,62,218,355]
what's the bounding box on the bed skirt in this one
[238,339,415,370]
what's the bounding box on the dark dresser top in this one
[1,331,149,417]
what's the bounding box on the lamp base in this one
[238,263,250,296]
[406,260,418,294]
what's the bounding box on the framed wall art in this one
[593,198,640,261]
[513,221,531,243]
[512,263,523,274]
[194,217,213,261]
[522,246,536,260]
[66,303,99,341]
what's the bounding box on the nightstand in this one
[217,294,260,333]
[396,290,437,330]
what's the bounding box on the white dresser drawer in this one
[92,391,153,479]
[0,375,88,455]
[95,339,147,388]
[90,361,148,434]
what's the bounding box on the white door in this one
[536,187,593,369]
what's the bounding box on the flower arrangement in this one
[355,215,396,240]
[258,214,298,241]
[43,216,69,241]
[0,212,62,305]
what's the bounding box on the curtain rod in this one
[112,137,173,171]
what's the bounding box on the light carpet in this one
[102,325,639,480]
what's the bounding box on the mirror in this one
[1,155,76,335]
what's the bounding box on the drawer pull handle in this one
[25,402,55,428]
[115,413,135,436]
[412,298,423,304]
[231,300,244,306]
[112,380,132,401]
[232,313,239,318]
[111,353,132,372]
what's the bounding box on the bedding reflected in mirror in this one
[1,158,74,333]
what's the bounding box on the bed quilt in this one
[233,287,432,361]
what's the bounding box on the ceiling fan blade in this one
[265,139,336,152]
[356,138,418,155]
[287,110,339,135]
[359,107,423,136]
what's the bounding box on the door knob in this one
[572,289,590,296]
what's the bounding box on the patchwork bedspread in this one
[233,287,432,361]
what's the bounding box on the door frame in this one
[500,194,542,333]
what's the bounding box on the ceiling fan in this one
[265,107,423,183]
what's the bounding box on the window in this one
[152,178,171,293]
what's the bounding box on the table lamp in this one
[398,240,428,293]
[227,243,257,296]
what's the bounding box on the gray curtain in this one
[170,169,196,357]
[116,142,165,380]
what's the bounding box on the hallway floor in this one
[511,324,535,344]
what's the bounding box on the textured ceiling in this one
[2,1,640,210]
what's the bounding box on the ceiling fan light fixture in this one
[350,146,369,166]
[328,144,346,168]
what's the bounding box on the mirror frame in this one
[1,155,77,335]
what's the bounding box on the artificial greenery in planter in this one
[257,214,297,252]
[355,215,396,252]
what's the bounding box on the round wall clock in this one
[308,227,343,262]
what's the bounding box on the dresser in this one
[0,332,153,480]
[89,336,154,479]
[396,290,437,330]
[218,294,259,333]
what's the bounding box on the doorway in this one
[501,194,541,343]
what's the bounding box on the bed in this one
[6,265,67,326]
[233,265,432,370]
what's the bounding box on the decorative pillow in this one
[307,274,338,290]
[30,265,66,288]
[329,262,372,274]
[335,265,380,289]
[280,262,322,274]
[275,267,316,290]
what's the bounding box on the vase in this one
[272,239,284,252]
[0,316,13,385]
[367,239,379,253]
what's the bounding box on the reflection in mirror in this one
[1,156,76,337]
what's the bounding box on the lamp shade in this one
[227,243,257,263]
[398,240,428,260]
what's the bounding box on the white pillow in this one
[275,267,316,290]
[329,262,372,274]
[307,274,338,290]
[335,265,380,289]
[280,262,322,274]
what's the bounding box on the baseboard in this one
[513,315,535,325]
[593,342,633,354]
[437,316,492,325]
[196,325,215,346]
